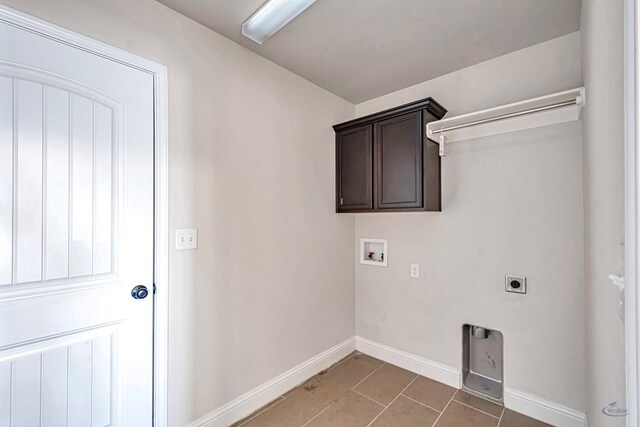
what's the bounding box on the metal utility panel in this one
[462,324,504,403]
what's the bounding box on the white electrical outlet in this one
[175,229,198,250]
[410,264,420,279]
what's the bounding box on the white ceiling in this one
[157,0,582,103]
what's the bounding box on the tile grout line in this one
[432,389,457,427]
[352,389,386,407]
[291,357,348,393]
[315,350,359,377]
[300,360,388,427]
[240,353,383,427]
[365,374,419,427]
[399,393,443,413]
[236,396,285,427]
[350,362,385,390]
[349,358,371,368]
[349,356,384,371]
[325,352,358,372]
[300,401,334,427]
[235,356,514,427]
[450,399,501,420]
[496,405,506,426]
[237,362,506,427]
[235,354,524,427]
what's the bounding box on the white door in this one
[0,15,155,427]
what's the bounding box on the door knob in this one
[131,285,149,300]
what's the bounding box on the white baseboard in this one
[185,335,586,427]
[185,337,356,427]
[354,336,460,388]
[504,388,586,427]
[355,336,586,427]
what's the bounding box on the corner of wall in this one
[580,0,627,424]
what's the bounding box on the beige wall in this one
[581,0,627,425]
[0,0,356,425]
[3,0,623,423]
[354,33,587,411]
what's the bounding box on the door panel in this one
[94,103,114,275]
[1,17,154,426]
[0,81,119,286]
[70,94,95,278]
[44,86,70,281]
[0,363,9,426]
[15,79,43,283]
[41,347,69,426]
[11,354,41,426]
[0,328,117,427]
[374,111,423,209]
[336,125,372,211]
[68,341,92,427]
[0,78,11,285]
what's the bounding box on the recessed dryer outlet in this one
[462,324,503,403]
[505,275,526,294]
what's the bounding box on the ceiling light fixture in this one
[242,0,317,44]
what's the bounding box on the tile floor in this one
[233,352,552,427]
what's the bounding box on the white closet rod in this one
[429,99,578,135]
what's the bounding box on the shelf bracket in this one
[439,133,447,157]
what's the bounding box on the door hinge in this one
[153,283,156,294]
[340,197,344,205]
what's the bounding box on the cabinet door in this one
[336,125,372,211]
[374,111,423,209]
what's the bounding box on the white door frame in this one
[0,5,170,426]
[625,1,639,426]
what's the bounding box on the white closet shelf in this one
[426,87,585,150]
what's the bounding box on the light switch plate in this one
[176,229,198,250]
[410,264,420,279]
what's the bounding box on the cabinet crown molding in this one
[333,97,447,132]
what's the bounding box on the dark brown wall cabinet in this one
[334,97,446,213]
